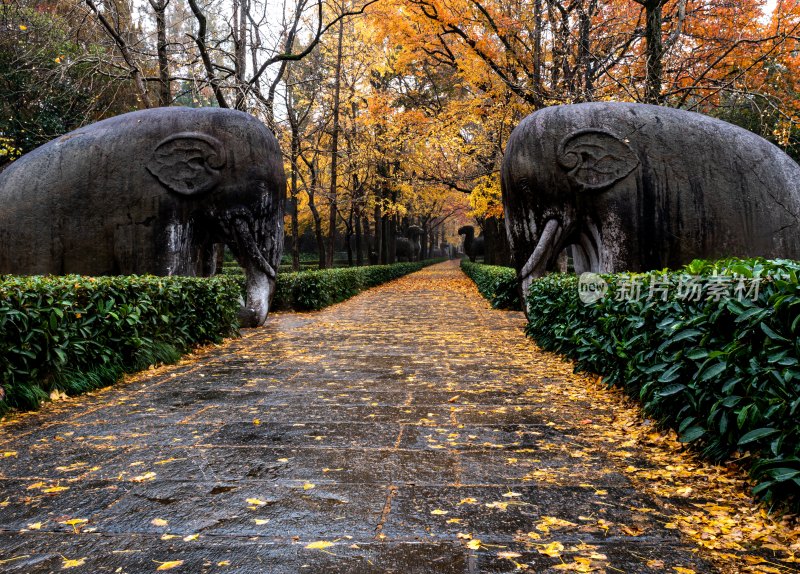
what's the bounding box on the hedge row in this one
[0,275,241,414]
[272,259,444,311]
[460,260,521,310]
[524,258,800,510]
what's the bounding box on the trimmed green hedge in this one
[272,259,444,311]
[0,275,241,414]
[524,258,800,510]
[461,260,521,310]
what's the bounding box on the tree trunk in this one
[374,204,383,265]
[233,0,248,109]
[290,132,301,272]
[533,0,543,95]
[149,0,170,106]
[644,0,664,104]
[325,13,345,268]
[355,214,363,266]
[388,216,397,264]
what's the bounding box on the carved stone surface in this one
[501,102,800,293]
[0,107,286,327]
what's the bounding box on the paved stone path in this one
[0,261,717,573]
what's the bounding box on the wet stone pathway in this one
[0,261,718,573]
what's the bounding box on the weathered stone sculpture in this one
[458,225,485,262]
[502,102,800,294]
[0,107,286,327]
[396,225,425,262]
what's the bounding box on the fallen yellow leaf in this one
[61,557,86,568]
[44,485,70,494]
[183,534,199,542]
[151,518,168,527]
[465,539,481,550]
[302,482,315,490]
[538,541,564,558]
[431,509,448,515]
[155,560,184,571]
[131,471,156,482]
[305,540,335,550]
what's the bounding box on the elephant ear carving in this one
[147,133,226,196]
[558,129,639,192]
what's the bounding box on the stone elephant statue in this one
[458,225,485,262]
[395,225,424,262]
[501,102,800,295]
[0,107,286,327]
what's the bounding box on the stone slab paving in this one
[0,261,718,573]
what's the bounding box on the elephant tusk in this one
[232,217,276,281]
[520,219,562,280]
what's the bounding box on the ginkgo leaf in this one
[254,519,269,525]
[246,498,267,506]
[151,518,168,527]
[43,485,70,494]
[497,551,522,559]
[61,557,86,568]
[302,482,315,490]
[465,539,481,550]
[502,491,521,498]
[538,541,564,557]
[458,498,478,505]
[673,568,696,574]
[155,560,184,571]
[131,471,156,482]
[305,541,334,550]
[430,509,448,515]
[27,522,42,530]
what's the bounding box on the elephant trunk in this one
[519,219,563,296]
[226,210,277,328]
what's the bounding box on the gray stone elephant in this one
[501,102,800,295]
[457,225,485,262]
[396,225,424,261]
[0,107,286,327]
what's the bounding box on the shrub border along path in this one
[463,258,800,512]
[0,259,443,415]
